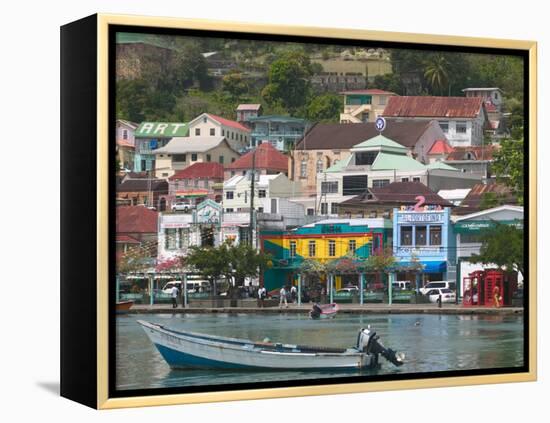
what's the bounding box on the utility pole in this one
[249,149,256,247]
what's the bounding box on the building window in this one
[195,128,201,136]
[231,157,236,163]
[329,240,336,257]
[290,240,297,258]
[210,128,215,136]
[191,153,197,161]
[203,117,207,123]
[300,158,307,178]
[372,179,390,188]
[321,181,338,194]
[194,179,199,187]
[415,225,427,246]
[430,225,442,246]
[219,156,224,164]
[225,208,234,213]
[222,129,225,136]
[331,203,338,214]
[379,96,387,105]
[226,191,234,200]
[258,189,266,198]
[439,121,449,133]
[177,228,189,249]
[165,228,177,250]
[348,240,356,254]
[316,158,324,173]
[122,129,128,140]
[258,207,264,213]
[460,233,483,243]
[343,175,368,196]
[356,151,378,165]
[206,154,211,162]
[456,122,467,134]
[173,154,186,162]
[401,226,413,246]
[307,208,315,216]
[413,177,421,182]
[401,177,409,182]
[308,240,316,257]
[320,203,328,215]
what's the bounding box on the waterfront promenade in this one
[127,302,523,315]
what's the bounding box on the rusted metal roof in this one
[383,96,484,118]
[340,182,453,208]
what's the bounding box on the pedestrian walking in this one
[171,284,179,308]
[290,285,297,303]
[279,286,288,308]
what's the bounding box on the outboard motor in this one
[310,303,322,320]
[357,327,404,367]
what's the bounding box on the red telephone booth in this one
[463,269,517,307]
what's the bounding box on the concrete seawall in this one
[125,304,523,315]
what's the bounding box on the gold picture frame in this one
[60,13,537,409]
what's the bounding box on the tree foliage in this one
[307,94,341,122]
[262,51,315,115]
[184,242,271,295]
[469,223,524,276]
[492,137,524,204]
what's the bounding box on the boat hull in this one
[310,303,339,320]
[116,300,134,313]
[138,320,376,370]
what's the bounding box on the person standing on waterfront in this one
[493,285,502,308]
[290,285,297,303]
[171,284,179,308]
[257,286,266,308]
[279,286,288,308]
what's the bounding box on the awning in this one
[396,261,447,273]
[175,190,209,197]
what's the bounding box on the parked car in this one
[338,286,359,293]
[419,281,456,295]
[425,288,456,304]
[171,201,194,212]
[392,281,412,291]
[161,280,210,294]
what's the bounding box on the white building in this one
[153,136,240,178]
[315,134,480,216]
[223,173,302,214]
[383,96,488,147]
[187,112,251,152]
[452,205,524,295]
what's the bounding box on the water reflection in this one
[116,313,524,391]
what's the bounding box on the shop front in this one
[453,205,524,298]
[261,218,392,299]
[393,206,455,290]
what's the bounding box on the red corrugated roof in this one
[383,96,484,118]
[169,162,225,180]
[341,89,397,95]
[207,114,251,132]
[116,235,140,243]
[116,206,158,234]
[428,139,455,155]
[225,142,288,171]
[446,145,499,161]
[116,138,135,148]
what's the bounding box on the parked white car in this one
[425,288,456,304]
[419,281,456,295]
[171,201,194,212]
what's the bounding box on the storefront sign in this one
[454,220,523,234]
[397,212,445,223]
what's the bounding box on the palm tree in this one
[424,54,450,95]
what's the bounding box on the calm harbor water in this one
[116,313,524,391]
